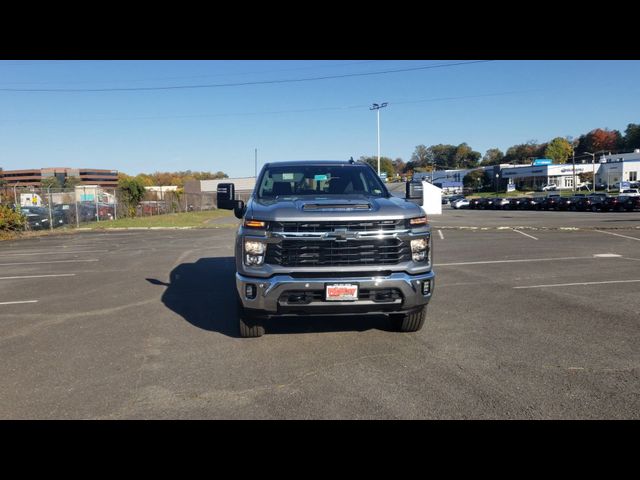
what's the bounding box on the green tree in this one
[118,177,147,217]
[463,169,489,190]
[544,137,573,164]
[454,143,481,168]
[40,177,62,189]
[63,176,82,189]
[481,148,505,166]
[359,156,395,178]
[623,123,640,150]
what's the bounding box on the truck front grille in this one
[270,220,402,233]
[265,238,410,267]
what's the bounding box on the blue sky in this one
[1,60,639,178]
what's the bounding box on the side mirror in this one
[217,183,235,210]
[405,180,424,206]
[233,200,246,219]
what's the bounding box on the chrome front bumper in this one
[236,270,435,315]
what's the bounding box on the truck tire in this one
[391,306,427,332]
[237,297,265,338]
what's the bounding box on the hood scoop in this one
[302,203,372,211]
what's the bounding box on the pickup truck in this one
[217,159,435,337]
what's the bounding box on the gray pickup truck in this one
[217,159,434,337]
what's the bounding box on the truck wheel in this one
[237,297,265,338]
[391,306,427,332]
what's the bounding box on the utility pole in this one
[370,102,389,176]
[572,147,576,193]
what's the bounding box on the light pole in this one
[370,102,388,176]
[583,151,596,191]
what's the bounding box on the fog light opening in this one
[422,281,431,295]
[245,284,257,299]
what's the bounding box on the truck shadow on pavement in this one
[146,257,395,337]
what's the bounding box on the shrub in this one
[0,205,26,231]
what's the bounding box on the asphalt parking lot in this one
[1,210,639,419]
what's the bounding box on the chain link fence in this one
[0,186,245,231]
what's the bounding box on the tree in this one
[623,123,640,151]
[359,156,395,178]
[481,148,505,166]
[63,176,82,189]
[463,169,489,190]
[577,128,623,154]
[40,177,61,189]
[454,143,481,169]
[118,177,147,217]
[503,140,543,164]
[544,137,573,164]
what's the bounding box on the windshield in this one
[256,164,389,199]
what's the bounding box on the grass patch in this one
[84,209,234,229]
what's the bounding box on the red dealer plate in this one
[325,283,358,301]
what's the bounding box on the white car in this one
[541,184,557,191]
[620,189,640,197]
[451,198,470,209]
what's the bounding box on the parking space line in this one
[514,279,640,289]
[0,274,76,281]
[0,250,107,257]
[512,229,538,240]
[438,230,444,240]
[595,230,640,241]
[435,256,594,267]
[0,300,38,306]
[0,259,99,267]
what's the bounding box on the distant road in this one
[387,182,405,198]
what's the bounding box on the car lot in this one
[0,211,639,419]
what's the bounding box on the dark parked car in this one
[601,196,624,212]
[538,196,561,211]
[492,198,511,210]
[469,198,483,209]
[507,198,524,210]
[619,196,640,211]
[575,194,608,212]
[518,197,541,210]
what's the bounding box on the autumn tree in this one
[40,177,62,189]
[577,128,623,154]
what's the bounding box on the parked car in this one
[468,198,483,209]
[619,196,640,211]
[518,197,541,210]
[620,189,640,197]
[538,196,562,211]
[507,198,524,210]
[601,196,624,212]
[451,198,470,209]
[575,194,608,212]
[540,184,558,191]
[492,198,510,210]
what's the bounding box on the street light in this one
[370,102,389,176]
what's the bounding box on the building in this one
[597,150,640,187]
[499,163,598,190]
[0,167,118,188]
[184,177,256,195]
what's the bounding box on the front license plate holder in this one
[325,283,359,301]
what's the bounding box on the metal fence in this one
[0,186,242,231]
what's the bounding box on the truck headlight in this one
[244,240,265,266]
[410,238,428,262]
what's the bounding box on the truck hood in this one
[247,195,424,222]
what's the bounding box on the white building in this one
[500,163,598,190]
[184,177,256,194]
[597,150,640,186]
